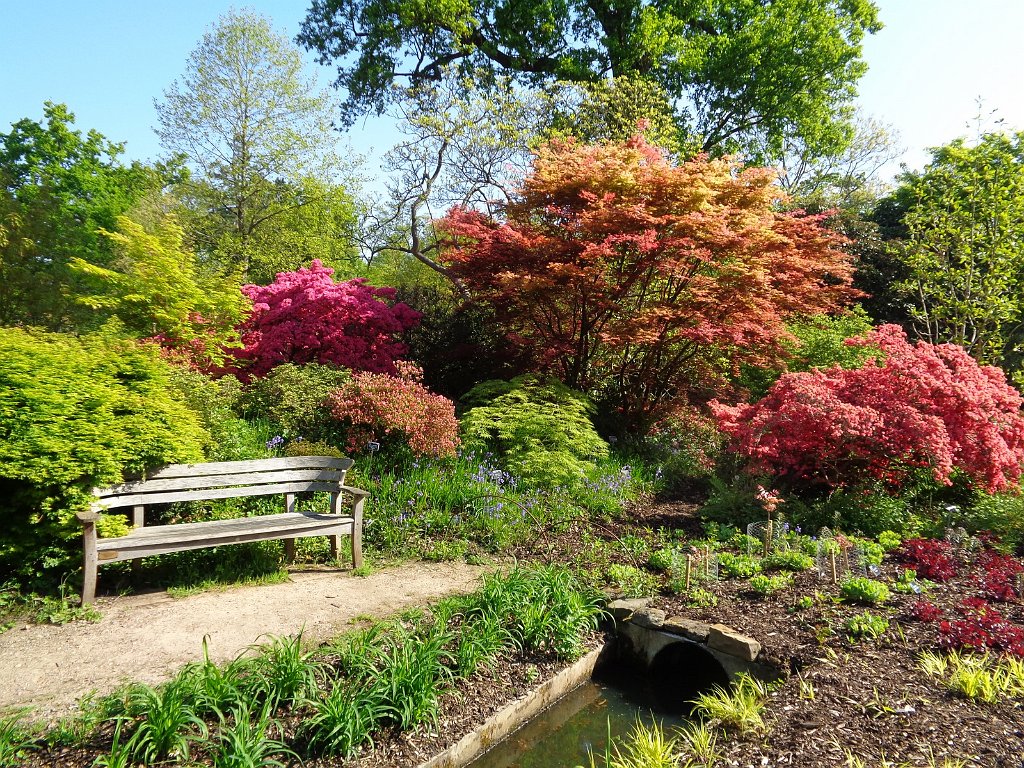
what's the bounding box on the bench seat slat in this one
[94,512,355,562]
[97,469,345,497]
[92,481,345,511]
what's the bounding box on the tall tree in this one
[298,0,881,159]
[889,131,1024,370]
[0,103,165,329]
[156,9,355,279]
[439,135,857,433]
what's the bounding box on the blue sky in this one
[2,1,1023,185]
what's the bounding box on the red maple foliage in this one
[712,325,1024,493]
[231,261,421,379]
[438,135,855,432]
[327,362,460,458]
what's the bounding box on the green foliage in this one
[0,102,169,329]
[0,327,209,587]
[209,701,295,768]
[949,493,1024,551]
[605,564,659,599]
[878,530,903,551]
[691,675,768,735]
[679,587,718,608]
[70,214,246,364]
[460,376,609,487]
[242,363,351,444]
[748,573,794,595]
[844,611,889,640]
[839,577,891,605]
[157,10,352,280]
[0,715,35,767]
[168,368,275,462]
[738,308,878,399]
[299,0,880,160]
[123,680,207,763]
[785,487,918,538]
[582,718,681,768]
[762,550,815,572]
[717,553,763,579]
[892,131,1024,371]
[300,684,384,758]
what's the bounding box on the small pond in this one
[466,665,690,768]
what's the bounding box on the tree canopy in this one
[298,0,881,159]
[439,134,857,432]
[156,9,356,279]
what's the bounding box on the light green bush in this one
[0,326,208,588]
[241,363,351,444]
[460,375,609,488]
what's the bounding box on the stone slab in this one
[662,616,711,643]
[607,598,652,621]
[707,623,762,662]
[631,608,666,629]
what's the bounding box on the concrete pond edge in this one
[417,644,610,768]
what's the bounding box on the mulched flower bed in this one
[18,498,1024,767]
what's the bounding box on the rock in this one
[707,623,762,661]
[631,608,666,629]
[606,598,652,621]
[663,616,711,643]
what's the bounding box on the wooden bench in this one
[76,456,367,605]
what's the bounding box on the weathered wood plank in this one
[144,456,352,478]
[90,481,346,511]
[95,513,355,562]
[96,469,345,497]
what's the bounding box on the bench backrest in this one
[91,456,354,512]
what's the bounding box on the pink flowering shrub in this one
[711,325,1024,493]
[327,362,460,458]
[232,261,421,379]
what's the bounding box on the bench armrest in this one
[340,485,370,499]
[76,510,101,524]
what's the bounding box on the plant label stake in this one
[685,555,693,591]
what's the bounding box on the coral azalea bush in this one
[327,362,459,458]
[232,260,421,379]
[712,325,1024,493]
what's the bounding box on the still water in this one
[466,669,690,768]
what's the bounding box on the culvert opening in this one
[648,641,730,712]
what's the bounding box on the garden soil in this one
[0,562,488,723]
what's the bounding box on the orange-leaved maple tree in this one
[438,135,857,432]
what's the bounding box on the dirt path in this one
[0,562,489,722]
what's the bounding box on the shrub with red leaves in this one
[232,260,421,379]
[910,600,943,622]
[897,538,959,581]
[327,362,459,459]
[712,324,1024,493]
[977,550,1024,602]
[939,597,1024,656]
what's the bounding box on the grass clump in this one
[690,674,768,735]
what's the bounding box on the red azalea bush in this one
[327,362,459,458]
[232,261,421,379]
[897,538,959,581]
[711,325,1024,493]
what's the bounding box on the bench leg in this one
[330,534,341,563]
[283,537,296,564]
[351,496,364,569]
[82,521,98,605]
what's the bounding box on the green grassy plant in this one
[123,680,206,763]
[244,634,325,710]
[677,721,722,765]
[605,563,660,598]
[209,701,296,768]
[371,627,454,729]
[0,714,35,767]
[690,675,768,735]
[582,719,681,768]
[300,684,384,757]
